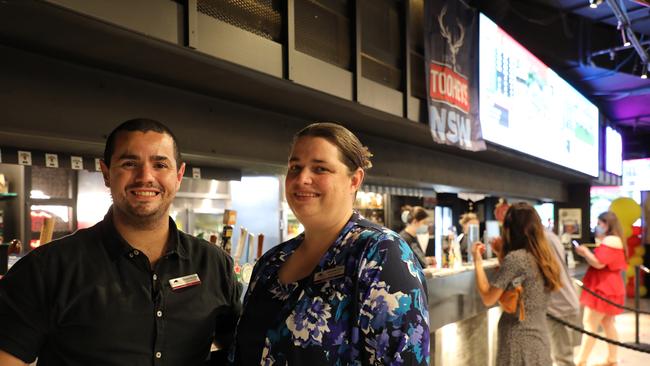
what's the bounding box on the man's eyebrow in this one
[116,154,171,162]
[151,155,171,162]
[117,154,140,161]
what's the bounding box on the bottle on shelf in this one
[220,209,237,255]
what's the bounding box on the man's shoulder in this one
[7,223,104,277]
[30,223,102,257]
[178,231,232,262]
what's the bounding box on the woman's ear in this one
[350,168,364,192]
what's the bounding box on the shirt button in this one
[155,352,162,359]
[128,253,134,258]
[133,250,140,256]
[157,310,163,317]
[153,274,158,281]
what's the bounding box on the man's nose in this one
[134,163,155,182]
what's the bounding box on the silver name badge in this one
[169,273,201,290]
[314,265,345,284]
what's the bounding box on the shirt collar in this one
[285,211,366,264]
[101,206,189,261]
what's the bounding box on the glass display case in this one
[354,190,386,225]
[26,166,77,249]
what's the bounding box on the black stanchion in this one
[567,268,650,354]
[0,243,8,275]
[628,265,650,352]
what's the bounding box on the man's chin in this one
[114,203,168,225]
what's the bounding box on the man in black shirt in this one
[0,119,241,365]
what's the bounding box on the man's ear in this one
[99,160,110,188]
[176,162,186,189]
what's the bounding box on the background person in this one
[399,205,436,268]
[574,211,628,366]
[231,122,430,365]
[472,202,562,366]
[459,212,480,261]
[0,119,241,366]
[545,230,580,366]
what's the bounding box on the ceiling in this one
[0,0,647,167]
[480,0,650,160]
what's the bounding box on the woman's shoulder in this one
[355,224,403,245]
[352,225,416,262]
[256,235,302,263]
[398,229,416,243]
[502,249,531,266]
[504,248,528,258]
[601,235,624,250]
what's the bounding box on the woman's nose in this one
[296,169,313,184]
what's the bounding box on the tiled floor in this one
[572,298,650,365]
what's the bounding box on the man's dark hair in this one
[103,118,182,168]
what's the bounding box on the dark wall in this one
[555,183,592,244]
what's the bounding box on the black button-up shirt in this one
[0,210,241,366]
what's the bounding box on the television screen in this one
[479,14,599,177]
[605,126,623,176]
[623,158,650,191]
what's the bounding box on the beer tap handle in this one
[256,234,264,261]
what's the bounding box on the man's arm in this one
[0,349,28,366]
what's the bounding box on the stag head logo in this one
[438,5,465,71]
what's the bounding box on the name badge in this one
[169,273,201,290]
[314,265,345,284]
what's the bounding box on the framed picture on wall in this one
[559,208,582,239]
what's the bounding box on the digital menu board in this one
[623,158,650,191]
[605,126,623,176]
[479,14,599,177]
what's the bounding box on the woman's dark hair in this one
[292,122,372,173]
[103,118,181,168]
[598,211,627,260]
[402,205,429,224]
[502,202,562,291]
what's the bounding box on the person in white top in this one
[545,230,580,366]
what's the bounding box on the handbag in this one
[498,277,525,321]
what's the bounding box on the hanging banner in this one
[424,1,485,151]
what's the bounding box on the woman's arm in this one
[472,243,504,306]
[575,245,605,269]
[357,235,430,365]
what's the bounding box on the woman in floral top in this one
[230,122,429,365]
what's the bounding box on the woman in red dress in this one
[575,211,628,366]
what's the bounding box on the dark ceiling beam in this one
[595,4,649,22]
[590,38,650,57]
[613,113,650,124]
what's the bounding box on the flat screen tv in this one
[479,14,599,177]
[605,126,623,176]
[623,158,650,191]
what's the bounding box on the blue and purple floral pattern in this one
[231,212,430,365]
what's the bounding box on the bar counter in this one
[422,259,589,366]
[423,259,500,331]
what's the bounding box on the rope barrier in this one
[573,279,650,315]
[546,313,650,354]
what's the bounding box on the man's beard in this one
[113,198,171,230]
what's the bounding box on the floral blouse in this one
[230,212,430,365]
